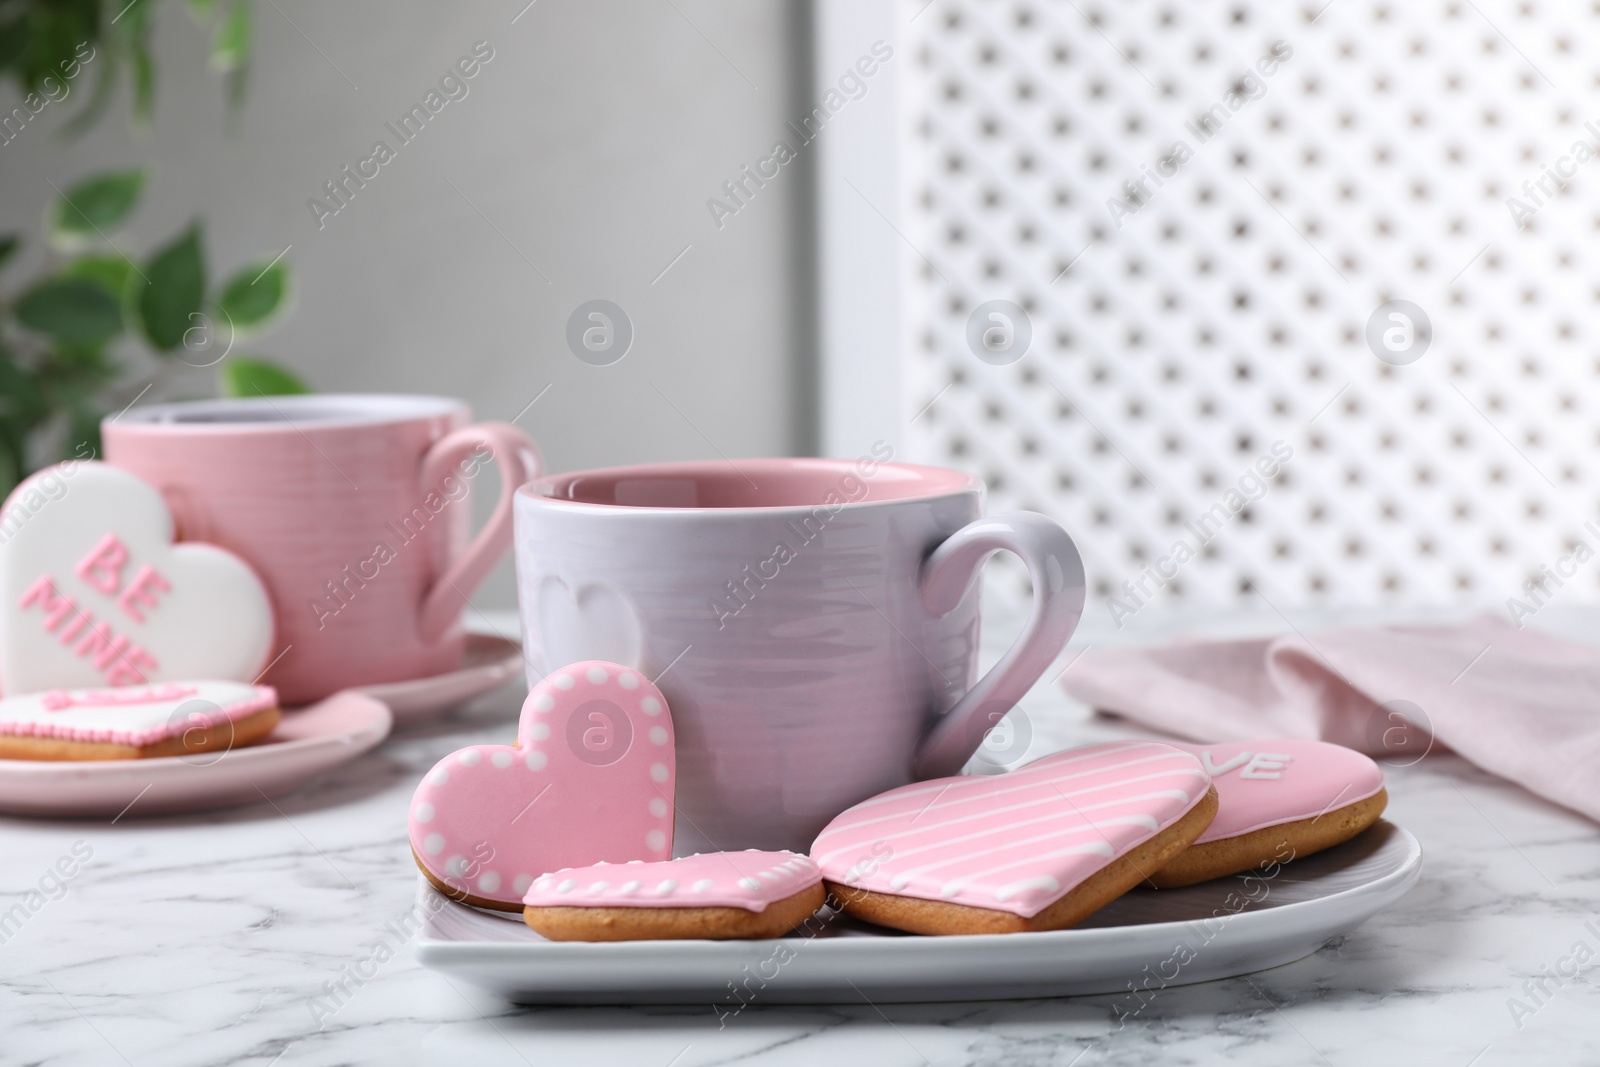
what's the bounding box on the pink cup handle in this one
[415,422,543,644]
[913,511,1086,779]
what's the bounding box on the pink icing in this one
[76,532,131,595]
[809,741,1209,918]
[524,850,819,913]
[40,685,197,711]
[0,681,276,746]
[1151,740,1385,844]
[408,660,676,908]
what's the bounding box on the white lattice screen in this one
[897,0,1600,625]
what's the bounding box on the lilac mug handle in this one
[912,511,1086,779]
[415,422,543,644]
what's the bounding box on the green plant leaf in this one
[16,277,122,344]
[216,257,288,333]
[138,223,205,351]
[47,342,117,384]
[50,170,145,245]
[1,0,96,97]
[131,36,155,123]
[224,61,248,127]
[67,403,104,461]
[63,46,118,136]
[0,234,19,272]
[218,356,310,398]
[186,0,219,23]
[62,253,136,300]
[211,2,249,72]
[0,344,45,426]
[0,440,17,501]
[0,18,30,77]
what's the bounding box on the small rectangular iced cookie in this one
[523,851,825,941]
[0,681,280,760]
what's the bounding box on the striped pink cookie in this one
[408,660,675,911]
[810,741,1217,935]
[523,851,826,941]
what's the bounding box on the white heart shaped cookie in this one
[0,462,273,695]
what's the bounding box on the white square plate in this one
[414,821,1422,1005]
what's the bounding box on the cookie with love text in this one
[0,462,274,695]
[0,681,279,760]
[811,741,1217,935]
[1139,740,1387,888]
[409,661,675,911]
[523,851,824,941]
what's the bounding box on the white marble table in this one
[4,608,1599,1066]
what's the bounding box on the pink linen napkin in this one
[1059,615,1600,823]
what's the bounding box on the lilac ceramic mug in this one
[513,455,1085,853]
[104,395,542,705]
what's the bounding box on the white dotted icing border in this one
[411,664,675,899]
[519,665,674,854]
[529,852,819,906]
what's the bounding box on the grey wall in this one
[0,0,814,608]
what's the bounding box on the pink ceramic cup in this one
[104,395,541,705]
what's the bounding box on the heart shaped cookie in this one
[811,741,1216,935]
[0,462,273,695]
[409,660,675,910]
[1141,740,1387,888]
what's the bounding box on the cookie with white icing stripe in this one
[523,851,825,941]
[0,681,279,760]
[409,660,676,911]
[1141,740,1387,889]
[811,741,1217,935]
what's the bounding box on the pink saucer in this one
[360,633,523,725]
[0,690,392,817]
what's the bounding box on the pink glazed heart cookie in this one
[811,741,1218,935]
[523,851,825,941]
[409,660,675,911]
[1141,740,1387,888]
[0,462,274,694]
[0,680,279,760]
